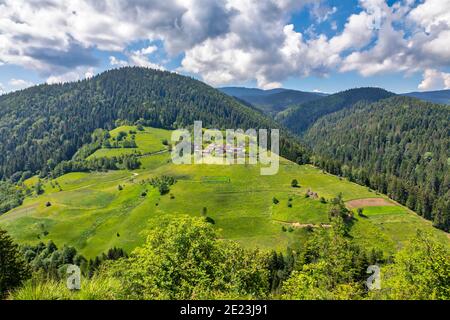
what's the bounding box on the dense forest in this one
[0,67,308,181]
[220,87,324,116]
[278,88,395,135]
[304,96,450,231]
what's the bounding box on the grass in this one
[10,276,122,300]
[87,126,171,159]
[272,195,329,225]
[1,127,448,258]
[349,205,450,256]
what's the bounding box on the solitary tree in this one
[291,179,299,188]
[34,180,44,195]
[357,208,364,217]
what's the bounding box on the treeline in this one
[305,96,450,231]
[0,67,309,180]
[2,215,449,300]
[19,241,127,281]
[51,154,141,178]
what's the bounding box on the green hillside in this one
[0,67,307,181]
[219,87,324,116]
[277,87,394,135]
[304,96,450,232]
[1,126,447,258]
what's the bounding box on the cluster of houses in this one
[195,143,246,157]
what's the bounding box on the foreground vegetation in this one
[2,215,449,300]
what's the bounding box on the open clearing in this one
[0,126,448,258]
[346,198,395,209]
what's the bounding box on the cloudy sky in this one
[0,0,449,94]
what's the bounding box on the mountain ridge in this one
[402,89,450,105]
[219,86,325,115]
[277,87,395,135]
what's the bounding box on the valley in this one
[1,126,447,259]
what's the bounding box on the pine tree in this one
[0,228,30,297]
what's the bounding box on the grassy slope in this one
[0,127,448,258]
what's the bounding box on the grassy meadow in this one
[0,126,448,258]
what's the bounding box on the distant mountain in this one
[219,87,325,116]
[0,67,308,179]
[278,87,395,135]
[219,87,286,97]
[402,90,450,105]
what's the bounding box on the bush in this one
[158,183,170,195]
[357,208,364,217]
[272,197,279,205]
[105,216,270,299]
[205,216,215,225]
[149,176,176,195]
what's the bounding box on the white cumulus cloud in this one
[418,69,450,91]
[46,67,96,84]
[9,78,34,89]
[0,0,449,89]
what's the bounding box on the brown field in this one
[345,198,395,209]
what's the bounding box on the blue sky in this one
[0,0,449,94]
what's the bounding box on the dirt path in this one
[291,222,332,229]
[346,198,395,209]
[273,219,331,229]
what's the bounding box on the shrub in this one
[205,217,215,225]
[105,216,270,299]
[357,208,364,217]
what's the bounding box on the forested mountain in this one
[278,88,395,135]
[402,90,450,105]
[0,67,308,180]
[219,87,324,115]
[304,96,450,231]
[219,87,286,97]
